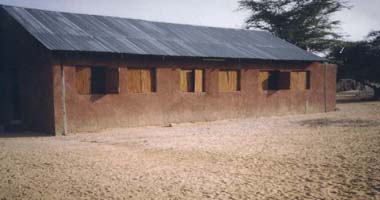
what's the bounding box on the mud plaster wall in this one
[52,55,336,135]
[325,64,338,112]
[0,9,55,133]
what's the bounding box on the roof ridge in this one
[1,4,324,61]
[0,4,267,33]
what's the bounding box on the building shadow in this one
[336,90,375,104]
[0,131,52,138]
[90,95,106,102]
[297,118,380,128]
[336,97,376,104]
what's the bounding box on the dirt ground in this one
[0,102,380,200]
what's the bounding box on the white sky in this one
[0,0,379,41]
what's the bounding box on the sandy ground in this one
[0,102,380,200]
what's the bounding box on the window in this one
[76,66,119,95]
[260,70,290,90]
[76,67,91,94]
[259,71,269,90]
[277,71,291,90]
[180,69,204,92]
[218,69,241,92]
[290,71,311,90]
[91,67,106,94]
[126,68,156,93]
[267,71,278,90]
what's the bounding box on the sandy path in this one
[0,102,380,200]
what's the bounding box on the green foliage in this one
[329,30,380,98]
[239,0,349,52]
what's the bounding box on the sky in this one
[0,0,379,41]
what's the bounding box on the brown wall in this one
[325,64,338,112]
[0,9,55,134]
[0,8,336,135]
[51,54,336,134]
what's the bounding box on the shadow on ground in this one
[0,131,52,138]
[336,90,375,104]
[297,118,380,128]
[337,98,376,104]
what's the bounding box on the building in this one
[0,5,337,135]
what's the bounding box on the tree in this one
[329,30,380,99]
[239,0,349,52]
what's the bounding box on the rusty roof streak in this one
[2,5,325,61]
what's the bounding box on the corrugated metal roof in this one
[1,5,324,61]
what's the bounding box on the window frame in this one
[90,67,107,94]
[260,70,291,91]
[290,70,311,91]
[75,66,120,95]
[126,67,156,94]
[218,69,241,93]
[179,68,205,93]
[277,71,291,90]
[306,71,311,90]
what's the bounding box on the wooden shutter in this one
[298,72,307,90]
[219,70,240,92]
[259,71,269,91]
[194,69,203,92]
[127,68,155,93]
[76,67,91,94]
[290,72,299,90]
[180,69,193,92]
[180,70,187,92]
[291,71,307,90]
[106,68,119,94]
[180,69,203,93]
[218,70,229,92]
[141,69,153,93]
[127,68,142,93]
[228,70,240,91]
